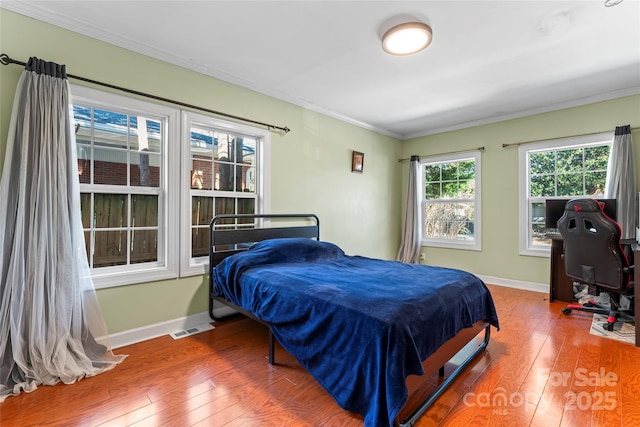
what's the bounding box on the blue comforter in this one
[213,238,499,426]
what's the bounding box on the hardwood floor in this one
[2,284,640,426]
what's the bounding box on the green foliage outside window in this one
[530,145,609,198]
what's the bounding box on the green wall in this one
[401,95,640,286]
[0,9,401,333]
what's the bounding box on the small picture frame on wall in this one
[352,151,364,173]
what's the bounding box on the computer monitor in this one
[544,198,617,229]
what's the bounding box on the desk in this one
[549,234,639,347]
[548,234,574,303]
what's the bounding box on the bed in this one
[208,214,499,427]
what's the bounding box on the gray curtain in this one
[397,155,422,263]
[0,57,125,402]
[605,125,636,240]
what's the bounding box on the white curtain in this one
[0,57,125,402]
[397,155,422,263]
[605,125,636,240]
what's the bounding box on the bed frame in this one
[208,213,491,427]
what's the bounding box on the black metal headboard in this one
[208,213,320,319]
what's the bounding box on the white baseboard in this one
[477,274,548,294]
[107,302,240,349]
[108,311,214,349]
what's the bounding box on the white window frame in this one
[71,85,180,288]
[518,132,612,257]
[179,111,271,276]
[420,151,482,251]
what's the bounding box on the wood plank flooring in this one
[2,284,640,426]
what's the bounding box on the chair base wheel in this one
[561,307,572,315]
[603,323,615,332]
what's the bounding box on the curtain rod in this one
[502,127,639,148]
[0,53,290,135]
[398,146,485,162]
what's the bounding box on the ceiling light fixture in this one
[382,22,432,56]
[604,0,623,6]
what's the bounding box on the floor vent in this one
[169,323,214,340]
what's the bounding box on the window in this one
[72,85,180,287]
[421,151,481,250]
[71,88,269,285]
[518,133,611,256]
[180,111,270,275]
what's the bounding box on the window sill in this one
[421,240,481,251]
[92,266,179,289]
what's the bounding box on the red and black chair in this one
[557,198,634,331]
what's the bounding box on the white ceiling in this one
[3,0,639,139]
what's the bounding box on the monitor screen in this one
[544,198,617,229]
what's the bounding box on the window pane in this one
[131,229,158,264]
[442,182,459,198]
[73,105,92,139]
[425,165,440,182]
[237,198,255,214]
[84,231,91,262]
[458,160,475,180]
[556,148,583,173]
[424,203,442,238]
[585,145,610,171]
[459,179,475,198]
[192,196,214,226]
[425,202,475,240]
[191,196,212,258]
[93,230,127,267]
[131,195,158,227]
[191,126,214,149]
[93,109,128,149]
[530,175,555,197]
[242,166,256,193]
[77,145,91,184]
[242,138,256,166]
[425,182,440,199]
[585,171,607,195]
[191,228,209,258]
[215,134,238,162]
[441,163,457,181]
[191,157,212,190]
[94,194,128,228]
[94,148,127,186]
[129,116,161,153]
[532,223,549,245]
[80,193,91,229]
[531,201,545,227]
[216,197,236,215]
[131,152,160,187]
[215,160,237,191]
[557,173,583,196]
[529,151,554,175]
